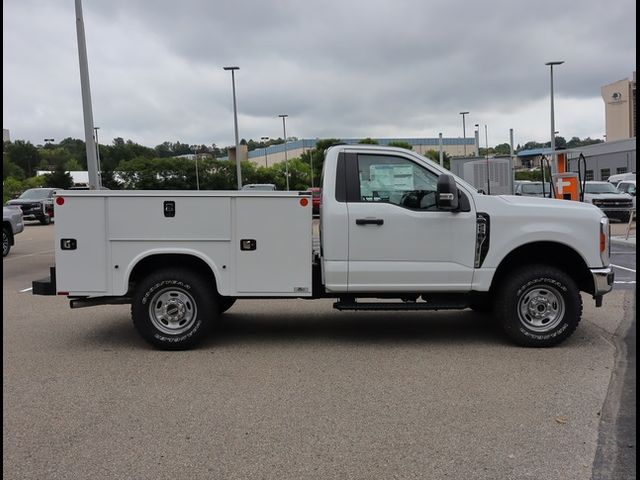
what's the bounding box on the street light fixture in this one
[459,111,469,157]
[279,114,290,190]
[261,136,269,167]
[545,61,564,177]
[223,66,242,189]
[485,124,490,195]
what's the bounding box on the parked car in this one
[606,172,635,187]
[616,180,636,208]
[6,188,56,224]
[241,184,276,191]
[514,181,553,198]
[307,187,322,214]
[582,181,633,222]
[3,206,24,257]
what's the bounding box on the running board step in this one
[333,301,468,311]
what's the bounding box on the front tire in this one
[496,265,582,347]
[39,214,51,225]
[132,268,217,350]
[218,297,236,313]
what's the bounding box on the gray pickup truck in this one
[3,206,24,257]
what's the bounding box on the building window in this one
[616,167,628,174]
[585,170,594,181]
[600,168,611,180]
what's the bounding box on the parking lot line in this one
[611,264,636,273]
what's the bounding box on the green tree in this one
[4,140,40,177]
[358,137,379,144]
[388,141,413,150]
[65,158,83,171]
[493,143,511,155]
[43,164,74,188]
[3,155,25,180]
[424,149,451,170]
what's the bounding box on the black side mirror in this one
[436,174,459,211]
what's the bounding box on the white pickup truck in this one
[33,145,614,349]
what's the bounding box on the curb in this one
[611,236,636,246]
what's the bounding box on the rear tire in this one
[132,268,217,350]
[40,214,51,225]
[3,227,11,257]
[496,265,582,347]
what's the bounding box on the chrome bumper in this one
[591,266,614,297]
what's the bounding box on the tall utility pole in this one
[279,114,289,190]
[485,124,490,195]
[546,61,564,175]
[261,136,269,167]
[474,124,480,156]
[459,111,469,157]
[74,0,100,189]
[93,126,101,182]
[223,66,242,189]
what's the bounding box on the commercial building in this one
[240,137,476,167]
[602,71,636,142]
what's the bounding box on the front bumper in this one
[591,266,614,297]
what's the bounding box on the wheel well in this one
[491,241,594,295]
[127,254,218,296]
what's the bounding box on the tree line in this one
[2,135,603,202]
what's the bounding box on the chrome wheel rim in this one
[517,285,565,332]
[148,287,197,335]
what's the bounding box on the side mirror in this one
[436,174,459,211]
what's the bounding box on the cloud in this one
[3,0,636,148]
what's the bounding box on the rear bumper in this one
[32,267,56,296]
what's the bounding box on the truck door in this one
[346,152,476,292]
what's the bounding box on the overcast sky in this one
[3,0,636,149]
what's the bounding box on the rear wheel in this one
[132,268,217,349]
[3,227,11,257]
[496,265,582,347]
[39,214,51,225]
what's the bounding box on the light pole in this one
[545,61,564,174]
[223,66,242,189]
[460,111,469,157]
[279,114,289,190]
[193,146,200,190]
[474,124,480,156]
[261,136,269,167]
[485,124,490,195]
[93,127,101,181]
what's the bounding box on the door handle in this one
[356,218,384,226]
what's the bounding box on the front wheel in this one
[131,268,217,350]
[39,214,51,225]
[496,265,582,347]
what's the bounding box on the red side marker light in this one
[300,198,309,207]
[56,197,65,206]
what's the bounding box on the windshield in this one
[585,183,619,194]
[521,183,547,194]
[18,189,51,200]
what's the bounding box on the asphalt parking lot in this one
[3,221,636,480]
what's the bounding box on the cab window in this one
[357,154,439,210]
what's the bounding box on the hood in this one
[6,198,45,205]
[584,193,632,200]
[475,194,604,219]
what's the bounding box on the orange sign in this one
[552,172,580,201]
